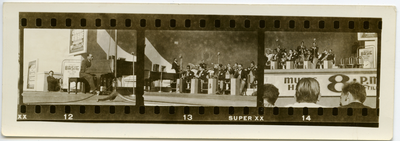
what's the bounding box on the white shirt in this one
[285,102,325,108]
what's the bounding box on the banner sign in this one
[69,29,88,55]
[359,47,375,68]
[61,59,81,89]
[26,59,38,90]
[264,72,377,96]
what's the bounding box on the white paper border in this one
[2,2,396,140]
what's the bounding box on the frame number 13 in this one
[183,114,192,120]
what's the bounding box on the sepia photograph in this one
[263,32,378,108]
[2,3,396,140]
[143,30,257,106]
[22,29,137,105]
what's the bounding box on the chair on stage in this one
[339,58,346,68]
[355,57,364,68]
[346,57,355,68]
[68,77,86,94]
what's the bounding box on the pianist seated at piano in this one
[80,53,99,94]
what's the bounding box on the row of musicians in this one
[266,49,336,69]
[176,64,257,95]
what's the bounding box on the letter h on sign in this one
[288,84,295,90]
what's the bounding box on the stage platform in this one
[22,91,376,107]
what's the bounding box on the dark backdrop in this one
[265,32,360,65]
[145,30,258,70]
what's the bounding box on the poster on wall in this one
[359,47,375,68]
[357,32,377,41]
[61,59,81,89]
[26,59,38,90]
[69,29,88,55]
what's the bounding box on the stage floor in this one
[21,91,376,107]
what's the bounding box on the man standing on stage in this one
[248,61,257,88]
[310,42,319,69]
[217,64,226,94]
[182,65,195,90]
[171,58,180,73]
[327,49,336,64]
[80,53,98,94]
[234,64,248,96]
[297,41,307,63]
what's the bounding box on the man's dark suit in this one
[310,46,319,68]
[80,59,96,91]
[234,69,248,95]
[182,70,195,82]
[172,61,180,73]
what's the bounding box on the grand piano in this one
[144,70,179,92]
[84,58,135,93]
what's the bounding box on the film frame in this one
[16,13,382,127]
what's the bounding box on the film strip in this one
[17,13,381,127]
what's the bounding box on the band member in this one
[293,49,301,67]
[233,63,239,73]
[171,58,180,73]
[275,46,283,68]
[286,49,296,61]
[271,49,279,61]
[234,64,248,96]
[279,49,287,69]
[80,53,98,94]
[196,64,208,82]
[310,42,319,69]
[196,64,209,93]
[327,49,336,64]
[319,49,328,61]
[296,43,306,66]
[304,49,312,61]
[297,41,307,54]
[211,64,220,79]
[217,64,226,94]
[318,49,329,68]
[248,61,257,88]
[224,64,232,94]
[265,48,275,67]
[226,63,235,78]
[182,65,194,90]
[47,70,60,91]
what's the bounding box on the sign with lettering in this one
[359,47,375,68]
[69,29,88,55]
[61,59,81,89]
[26,59,38,90]
[264,71,377,96]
